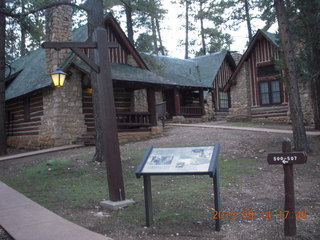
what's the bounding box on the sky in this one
[159,0,278,58]
[74,0,278,59]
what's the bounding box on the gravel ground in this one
[1,123,319,240]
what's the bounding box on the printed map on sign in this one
[141,146,214,173]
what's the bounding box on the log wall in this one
[5,92,43,136]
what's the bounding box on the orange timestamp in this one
[212,210,309,220]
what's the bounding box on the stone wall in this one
[227,61,252,121]
[38,2,87,148]
[299,83,314,125]
[133,89,148,112]
[39,69,87,148]
[204,91,214,121]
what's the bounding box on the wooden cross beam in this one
[42,41,118,73]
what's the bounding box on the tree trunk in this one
[125,3,134,44]
[151,16,158,54]
[155,17,165,55]
[20,0,27,56]
[274,0,308,151]
[300,0,320,130]
[87,0,104,162]
[244,0,253,41]
[185,0,189,59]
[310,80,320,129]
[0,0,7,156]
[199,0,206,55]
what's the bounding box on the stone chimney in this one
[45,0,72,73]
[40,1,87,148]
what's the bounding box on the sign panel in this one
[139,146,215,174]
[267,152,307,165]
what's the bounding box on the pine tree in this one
[222,0,257,42]
[293,0,320,129]
[274,0,308,151]
[194,0,232,56]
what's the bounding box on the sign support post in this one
[282,138,296,236]
[143,175,153,227]
[267,137,307,236]
[213,160,221,231]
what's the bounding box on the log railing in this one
[180,106,203,116]
[116,112,151,129]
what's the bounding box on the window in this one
[258,64,279,77]
[219,91,229,109]
[259,80,281,105]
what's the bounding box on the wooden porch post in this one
[147,88,157,126]
[199,90,205,115]
[174,88,181,115]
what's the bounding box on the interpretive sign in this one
[136,144,221,231]
[140,146,215,174]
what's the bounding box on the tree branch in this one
[0,1,88,18]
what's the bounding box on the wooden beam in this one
[147,88,157,126]
[71,47,99,73]
[199,90,205,115]
[93,27,125,202]
[174,88,181,116]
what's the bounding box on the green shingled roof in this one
[260,30,279,46]
[192,50,230,87]
[5,24,210,101]
[5,48,52,100]
[73,60,192,87]
[141,50,231,88]
[5,21,233,101]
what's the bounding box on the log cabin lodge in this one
[4,8,314,150]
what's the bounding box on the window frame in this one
[219,90,230,110]
[259,80,282,106]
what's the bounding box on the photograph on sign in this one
[141,146,214,173]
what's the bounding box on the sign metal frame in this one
[136,143,221,231]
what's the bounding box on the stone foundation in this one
[7,135,41,150]
[227,107,251,122]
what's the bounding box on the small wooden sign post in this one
[267,137,307,236]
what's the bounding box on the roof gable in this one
[224,29,279,91]
[192,50,236,87]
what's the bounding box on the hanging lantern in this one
[50,68,67,87]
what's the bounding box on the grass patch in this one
[0,149,258,232]
[219,156,256,187]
